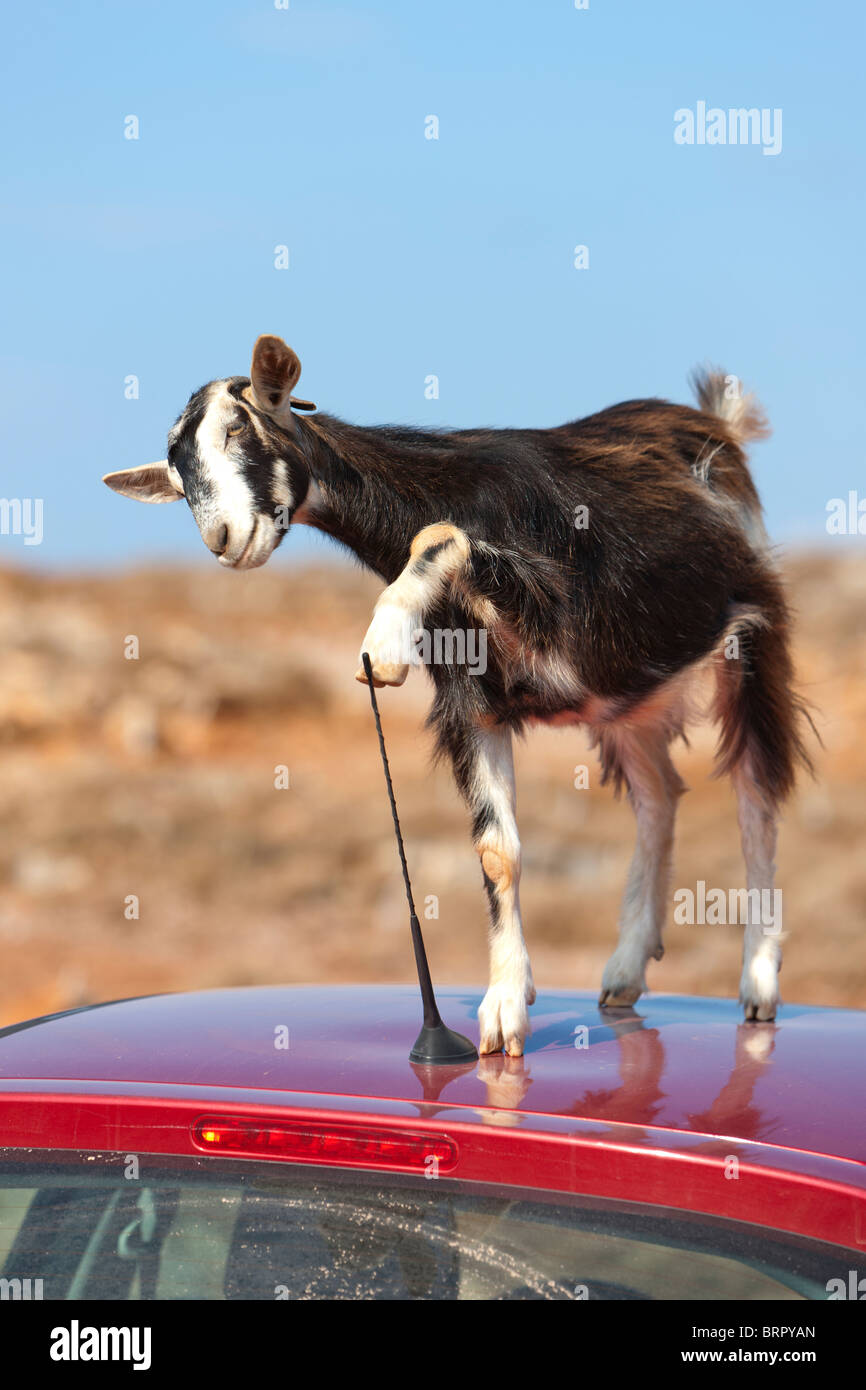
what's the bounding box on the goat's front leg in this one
[443,720,536,1056]
[355,523,471,687]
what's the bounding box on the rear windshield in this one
[0,1151,858,1300]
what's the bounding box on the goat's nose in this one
[204,523,229,556]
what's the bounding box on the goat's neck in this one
[294,415,443,582]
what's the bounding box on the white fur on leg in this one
[478,974,535,1058]
[473,726,536,1056]
[356,602,417,686]
[598,725,683,1007]
[740,946,781,1021]
[480,894,536,1055]
[734,760,782,1022]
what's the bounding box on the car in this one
[0,985,864,1301]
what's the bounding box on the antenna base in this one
[409,1022,479,1066]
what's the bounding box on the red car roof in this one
[0,985,864,1166]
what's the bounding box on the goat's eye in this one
[226,423,245,439]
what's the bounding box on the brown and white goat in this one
[104,335,812,1055]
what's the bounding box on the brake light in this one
[192,1116,458,1172]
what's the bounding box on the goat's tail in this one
[691,366,771,449]
[713,569,817,808]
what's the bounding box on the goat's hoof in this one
[355,661,409,688]
[478,983,533,1057]
[742,997,778,1023]
[599,952,646,1008]
[598,985,642,1008]
[740,959,780,1022]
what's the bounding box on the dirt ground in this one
[0,550,863,1028]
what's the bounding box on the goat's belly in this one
[525,693,620,728]
[527,659,712,741]
[528,707,592,728]
[499,648,602,726]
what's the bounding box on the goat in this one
[103,334,812,1055]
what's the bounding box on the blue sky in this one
[2,0,863,569]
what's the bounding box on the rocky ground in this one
[0,550,863,1027]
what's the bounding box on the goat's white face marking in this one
[169,379,305,570]
[193,387,261,566]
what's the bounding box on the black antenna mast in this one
[361,652,478,1065]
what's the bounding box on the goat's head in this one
[103,336,316,569]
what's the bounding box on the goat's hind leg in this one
[713,587,812,1021]
[730,758,781,1021]
[597,723,685,1007]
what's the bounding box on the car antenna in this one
[361,652,478,1065]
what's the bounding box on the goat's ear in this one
[102,461,182,503]
[250,335,302,423]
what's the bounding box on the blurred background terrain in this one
[0,549,863,1027]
